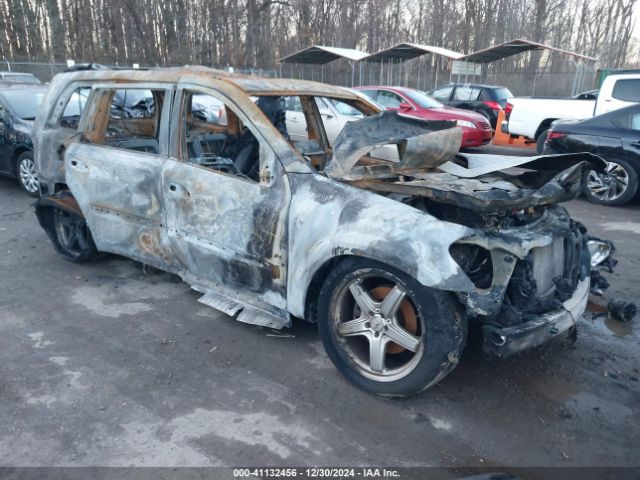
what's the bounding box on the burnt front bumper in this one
[482,277,589,357]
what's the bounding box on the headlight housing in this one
[456,120,476,129]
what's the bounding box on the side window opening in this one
[453,86,481,101]
[377,90,404,108]
[182,90,280,182]
[611,79,640,103]
[86,88,164,155]
[431,86,453,101]
[612,110,640,130]
[60,87,90,129]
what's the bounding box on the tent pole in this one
[351,61,355,87]
[434,57,438,90]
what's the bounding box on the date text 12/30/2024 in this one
[233,468,401,478]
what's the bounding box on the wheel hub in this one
[333,277,424,381]
[369,314,387,333]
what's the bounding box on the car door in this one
[450,85,482,112]
[429,85,454,105]
[596,78,640,115]
[161,85,290,311]
[377,89,405,111]
[314,97,349,144]
[36,84,91,192]
[64,84,176,270]
[285,95,309,142]
[0,99,13,174]
[621,109,640,162]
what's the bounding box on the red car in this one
[355,86,493,148]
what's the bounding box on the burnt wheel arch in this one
[34,191,100,262]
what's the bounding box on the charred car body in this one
[33,67,614,396]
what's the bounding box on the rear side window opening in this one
[611,79,640,102]
[85,88,165,155]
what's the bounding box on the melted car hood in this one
[324,111,606,212]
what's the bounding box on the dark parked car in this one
[0,84,49,195]
[573,89,599,100]
[427,83,513,129]
[543,103,640,206]
[0,72,41,84]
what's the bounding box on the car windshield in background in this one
[0,74,40,84]
[402,89,442,108]
[493,87,513,104]
[0,90,46,119]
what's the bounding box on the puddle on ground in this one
[583,312,635,338]
[603,316,633,337]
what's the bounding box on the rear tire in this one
[582,158,638,206]
[536,129,549,154]
[49,207,99,262]
[317,258,466,397]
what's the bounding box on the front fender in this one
[286,174,475,318]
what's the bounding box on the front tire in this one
[317,258,466,397]
[583,158,638,206]
[16,151,40,197]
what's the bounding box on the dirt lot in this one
[0,162,639,474]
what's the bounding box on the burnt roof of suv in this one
[55,65,359,99]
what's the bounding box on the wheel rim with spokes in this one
[19,157,39,193]
[331,274,424,382]
[54,209,91,255]
[587,162,629,202]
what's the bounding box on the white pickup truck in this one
[503,71,640,152]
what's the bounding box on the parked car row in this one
[2,68,639,206]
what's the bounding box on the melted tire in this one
[37,206,99,263]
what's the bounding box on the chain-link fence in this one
[282,57,598,97]
[1,60,68,82]
[2,58,596,97]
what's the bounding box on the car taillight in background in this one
[482,100,502,111]
[504,102,513,120]
[546,131,566,142]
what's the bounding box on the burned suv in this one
[33,67,614,396]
